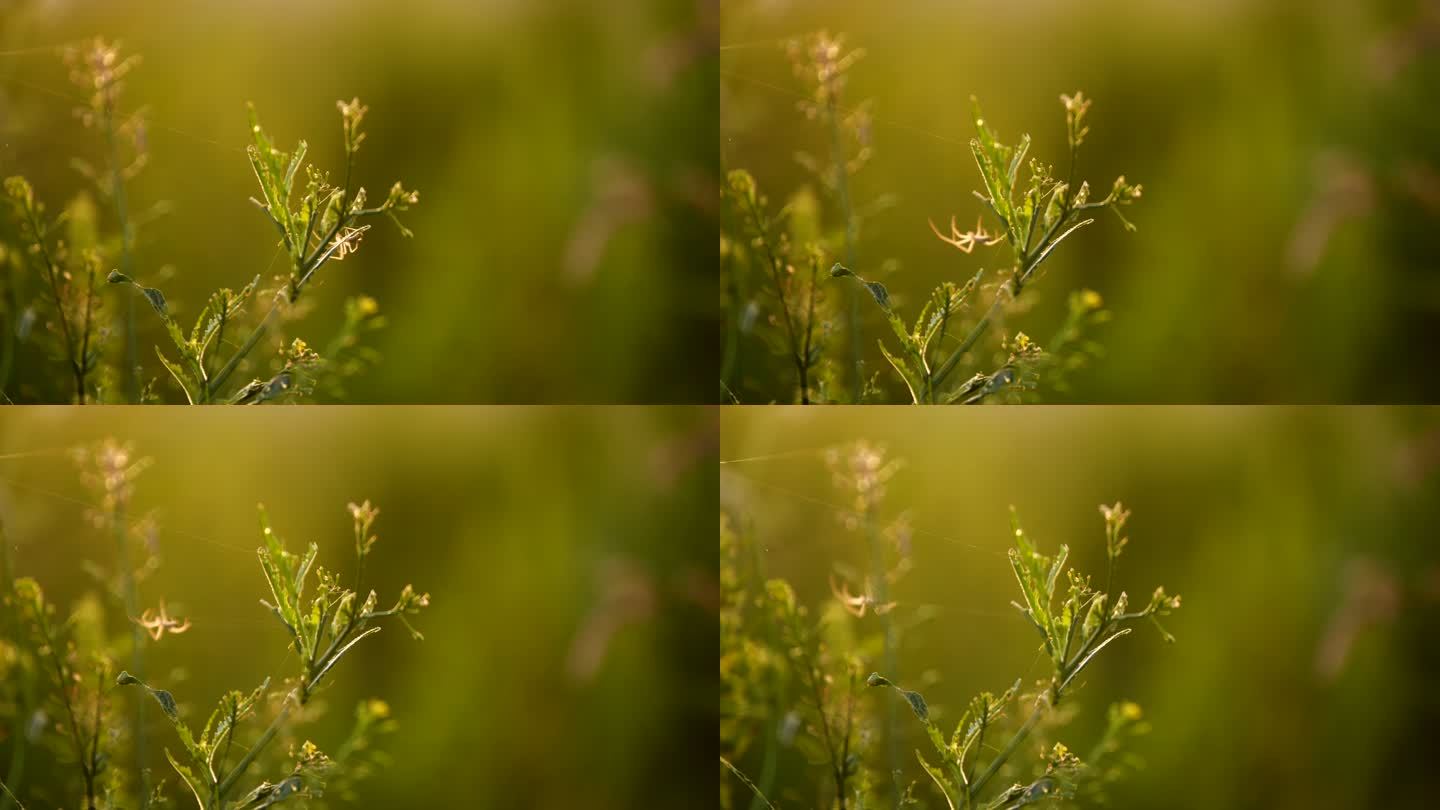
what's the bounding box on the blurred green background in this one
[722,0,1440,402]
[0,406,717,807]
[1,0,717,403]
[722,406,1440,808]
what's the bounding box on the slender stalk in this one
[112,501,149,808]
[0,536,27,810]
[85,669,103,810]
[747,718,780,810]
[963,719,986,810]
[207,306,227,383]
[800,255,821,404]
[787,623,848,810]
[737,192,807,403]
[721,757,777,810]
[34,610,96,808]
[215,691,294,801]
[930,284,1011,393]
[0,776,26,810]
[78,261,96,401]
[205,298,282,401]
[0,736,24,810]
[19,204,85,402]
[742,523,781,810]
[720,245,741,398]
[826,95,861,403]
[866,502,899,807]
[1,260,16,399]
[103,106,139,403]
[207,186,360,402]
[967,698,1046,801]
[839,669,857,808]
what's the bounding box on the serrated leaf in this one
[119,671,201,759]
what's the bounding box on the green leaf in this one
[109,271,173,321]
[120,672,202,760]
[861,279,890,309]
[867,672,929,722]
[201,680,269,755]
[150,686,179,720]
[834,265,891,311]
[257,506,301,632]
[1007,134,1031,195]
[283,141,308,200]
[970,97,1015,228]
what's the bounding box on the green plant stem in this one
[103,108,139,404]
[929,139,1104,400]
[206,305,227,384]
[43,644,88,794]
[839,670,857,808]
[0,733,23,810]
[0,262,16,402]
[113,503,149,808]
[85,670,103,810]
[967,697,1046,801]
[964,720,987,810]
[720,244,748,403]
[0,775,26,810]
[205,298,281,401]
[748,718,780,810]
[737,192,808,403]
[866,505,899,807]
[215,690,295,802]
[801,256,820,403]
[20,204,85,402]
[35,611,95,808]
[930,284,1010,394]
[207,201,365,402]
[826,95,861,403]
[790,625,848,810]
[721,757,777,810]
[0,535,27,810]
[78,262,96,402]
[742,524,781,810]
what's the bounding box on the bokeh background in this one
[0,406,717,807]
[722,407,1440,808]
[1,0,717,403]
[722,0,1440,403]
